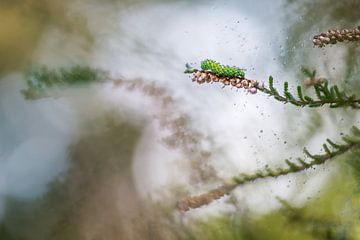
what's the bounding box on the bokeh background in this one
[1,0,360,239]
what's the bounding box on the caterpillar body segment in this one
[200,59,245,78]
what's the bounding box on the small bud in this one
[259,82,265,89]
[323,37,330,44]
[205,75,212,83]
[211,75,218,82]
[303,77,313,87]
[241,79,249,86]
[248,87,257,94]
[199,78,206,84]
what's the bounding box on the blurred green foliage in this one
[21,65,104,99]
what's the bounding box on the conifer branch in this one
[177,126,360,211]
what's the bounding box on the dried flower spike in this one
[190,69,258,93]
[313,26,360,47]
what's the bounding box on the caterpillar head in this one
[184,63,196,73]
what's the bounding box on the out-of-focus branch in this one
[178,127,360,211]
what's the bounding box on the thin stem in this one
[256,85,360,109]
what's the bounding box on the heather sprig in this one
[313,26,360,47]
[178,126,360,211]
[185,62,360,108]
[21,65,103,99]
[258,76,360,109]
[182,59,360,211]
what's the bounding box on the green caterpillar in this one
[200,59,245,78]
